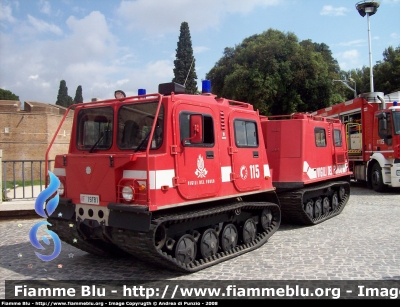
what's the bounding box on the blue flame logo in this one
[29,171,62,261]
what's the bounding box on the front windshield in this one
[118,101,164,150]
[394,111,400,135]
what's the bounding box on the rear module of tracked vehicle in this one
[260,113,352,225]
[45,81,281,272]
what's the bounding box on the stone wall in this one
[0,101,73,181]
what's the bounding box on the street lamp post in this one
[332,79,357,98]
[355,1,380,93]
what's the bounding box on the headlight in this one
[122,186,133,201]
[58,181,65,195]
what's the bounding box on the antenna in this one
[183,57,195,87]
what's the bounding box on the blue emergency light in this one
[202,80,211,94]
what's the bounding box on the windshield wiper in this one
[134,130,151,153]
[89,132,105,153]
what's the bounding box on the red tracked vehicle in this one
[45,81,351,272]
[260,113,352,225]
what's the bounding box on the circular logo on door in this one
[240,165,248,180]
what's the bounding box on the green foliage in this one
[74,85,83,103]
[56,80,73,107]
[206,29,337,115]
[0,88,19,100]
[330,70,357,102]
[173,22,198,94]
[338,45,400,99]
[374,45,400,93]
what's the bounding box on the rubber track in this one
[277,181,350,225]
[110,201,280,273]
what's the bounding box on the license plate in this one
[80,194,100,205]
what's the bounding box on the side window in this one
[334,129,342,147]
[234,119,258,148]
[315,127,326,147]
[377,112,393,146]
[179,112,215,147]
[386,113,393,146]
[394,112,400,135]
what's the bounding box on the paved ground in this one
[0,182,399,299]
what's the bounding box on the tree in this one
[0,88,19,100]
[300,40,348,104]
[373,45,400,93]
[56,80,73,107]
[173,22,198,94]
[340,45,400,99]
[74,85,83,103]
[206,29,335,115]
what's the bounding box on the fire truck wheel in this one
[242,218,256,244]
[339,185,346,201]
[199,229,219,258]
[304,200,314,219]
[175,234,197,265]
[322,197,330,214]
[371,163,386,192]
[331,193,339,210]
[314,198,322,218]
[154,225,167,250]
[220,223,238,252]
[260,208,273,230]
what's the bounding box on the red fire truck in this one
[312,91,400,192]
[45,81,351,272]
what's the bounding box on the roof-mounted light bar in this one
[158,82,185,95]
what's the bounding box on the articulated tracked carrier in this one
[45,81,351,272]
[260,113,351,225]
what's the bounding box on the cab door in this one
[229,111,262,192]
[172,101,221,200]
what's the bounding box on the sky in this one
[0,0,399,105]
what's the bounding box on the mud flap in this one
[108,203,152,232]
[49,198,75,220]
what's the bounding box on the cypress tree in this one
[74,85,83,103]
[56,80,73,107]
[172,22,198,94]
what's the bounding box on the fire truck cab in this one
[312,91,400,192]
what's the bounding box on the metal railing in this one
[1,159,54,200]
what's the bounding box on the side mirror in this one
[376,112,386,119]
[378,118,387,131]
